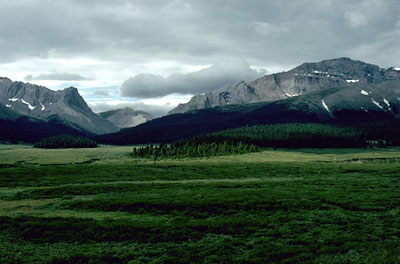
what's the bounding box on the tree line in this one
[132,141,260,159]
[34,134,97,149]
[203,123,367,148]
[132,123,370,159]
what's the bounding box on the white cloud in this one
[24,72,93,81]
[87,94,191,117]
[120,60,265,98]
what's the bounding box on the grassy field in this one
[1,144,400,263]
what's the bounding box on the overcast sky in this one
[0,0,399,116]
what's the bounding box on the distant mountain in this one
[170,58,400,114]
[97,80,400,145]
[0,104,92,143]
[99,107,155,129]
[0,77,118,134]
[242,80,400,125]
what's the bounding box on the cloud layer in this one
[0,0,398,114]
[120,60,265,98]
[24,72,92,81]
[0,0,398,69]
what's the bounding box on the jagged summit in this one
[169,58,400,114]
[0,78,118,134]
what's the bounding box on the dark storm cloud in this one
[120,60,265,98]
[24,73,93,81]
[0,0,398,70]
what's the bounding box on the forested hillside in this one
[132,122,400,159]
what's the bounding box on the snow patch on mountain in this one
[285,92,299,97]
[21,99,36,110]
[346,79,359,83]
[383,98,390,107]
[321,99,330,112]
[371,98,383,109]
[8,98,36,110]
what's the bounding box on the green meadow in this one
[1,144,400,263]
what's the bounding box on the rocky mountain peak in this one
[169,58,400,114]
[0,78,118,134]
[61,86,93,113]
[289,57,382,84]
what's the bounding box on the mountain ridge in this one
[0,103,93,143]
[98,80,400,145]
[169,58,400,114]
[0,77,118,134]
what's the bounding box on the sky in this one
[0,0,399,116]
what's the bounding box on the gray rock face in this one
[169,58,400,114]
[0,77,119,134]
[269,80,400,122]
[171,81,259,114]
[99,107,155,129]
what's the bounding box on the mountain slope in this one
[170,58,400,114]
[0,77,118,134]
[242,80,400,126]
[99,107,155,129]
[0,103,21,121]
[0,104,92,143]
[97,80,400,145]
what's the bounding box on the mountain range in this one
[169,57,400,114]
[98,57,400,145]
[0,77,118,135]
[0,103,91,143]
[0,77,156,141]
[97,79,400,144]
[1,57,400,144]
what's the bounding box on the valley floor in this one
[1,145,400,263]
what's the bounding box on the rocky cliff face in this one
[0,78,119,134]
[99,107,155,129]
[169,58,400,114]
[255,80,400,123]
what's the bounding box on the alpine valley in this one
[97,58,400,145]
[1,57,400,144]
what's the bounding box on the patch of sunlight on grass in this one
[0,144,134,165]
[0,199,56,213]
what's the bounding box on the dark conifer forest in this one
[34,135,97,149]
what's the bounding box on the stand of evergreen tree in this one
[132,123,369,159]
[204,123,367,148]
[133,141,260,159]
[34,135,97,149]
[131,123,400,159]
